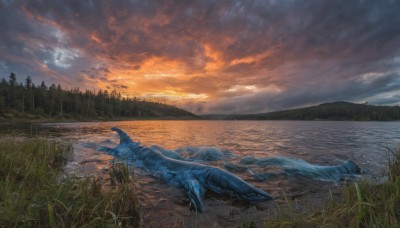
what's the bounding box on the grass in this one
[0,138,140,227]
[264,146,400,227]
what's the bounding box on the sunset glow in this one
[1,1,400,114]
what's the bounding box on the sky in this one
[1,0,400,114]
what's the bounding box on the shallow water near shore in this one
[2,120,400,226]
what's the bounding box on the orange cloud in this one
[2,1,400,114]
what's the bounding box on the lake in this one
[34,120,400,172]
[2,120,400,226]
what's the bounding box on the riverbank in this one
[0,113,200,124]
[0,138,140,227]
[1,136,399,227]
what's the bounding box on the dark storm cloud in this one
[0,0,400,114]
[202,67,400,114]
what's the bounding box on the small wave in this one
[223,162,249,173]
[100,139,117,145]
[178,146,233,162]
[81,142,99,148]
[240,156,260,165]
[97,146,113,153]
[150,145,185,161]
[240,156,361,182]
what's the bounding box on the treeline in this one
[0,73,197,120]
[204,102,400,121]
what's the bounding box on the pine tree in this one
[0,72,196,120]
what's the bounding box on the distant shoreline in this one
[2,101,400,123]
[2,117,400,125]
[0,116,200,124]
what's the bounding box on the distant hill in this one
[202,102,400,121]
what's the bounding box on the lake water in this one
[35,120,400,172]
[2,120,400,226]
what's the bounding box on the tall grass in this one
[0,138,140,227]
[264,146,400,227]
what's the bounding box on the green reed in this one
[0,138,140,227]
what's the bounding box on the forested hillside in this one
[203,102,400,121]
[0,73,197,121]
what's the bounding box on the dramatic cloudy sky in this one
[1,0,400,114]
